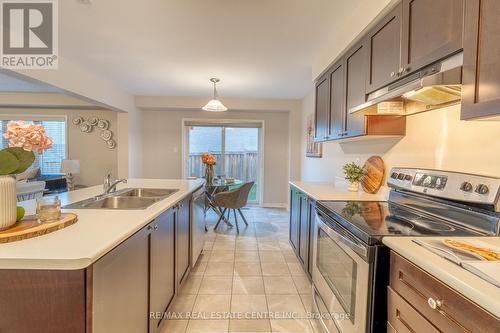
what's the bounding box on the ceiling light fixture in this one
[202,78,228,112]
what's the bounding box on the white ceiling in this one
[59,0,369,99]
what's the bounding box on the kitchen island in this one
[384,237,500,332]
[0,178,204,333]
[383,236,500,319]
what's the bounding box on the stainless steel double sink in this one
[62,188,179,210]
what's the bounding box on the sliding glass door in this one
[185,122,261,204]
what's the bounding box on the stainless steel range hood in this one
[350,52,463,115]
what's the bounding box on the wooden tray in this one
[0,213,78,244]
[362,156,385,194]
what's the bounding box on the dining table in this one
[205,178,243,228]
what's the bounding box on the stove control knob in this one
[475,184,489,195]
[397,173,406,180]
[391,172,399,179]
[460,182,473,192]
[404,175,413,182]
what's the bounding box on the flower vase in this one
[205,165,214,185]
[347,181,359,192]
[0,175,17,230]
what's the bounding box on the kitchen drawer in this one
[387,321,399,333]
[390,252,500,333]
[388,287,439,333]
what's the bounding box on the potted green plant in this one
[0,121,52,230]
[343,162,365,192]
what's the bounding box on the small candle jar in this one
[36,196,61,223]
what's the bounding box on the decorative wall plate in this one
[73,116,115,149]
[97,119,109,130]
[101,130,112,141]
[79,121,93,133]
[106,139,116,149]
[72,116,83,125]
[88,117,99,126]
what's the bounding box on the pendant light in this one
[202,78,228,112]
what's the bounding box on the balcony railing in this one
[188,152,258,181]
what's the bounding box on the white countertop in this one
[383,237,500,318]
[0,179,204,270]
[290,181,390,201]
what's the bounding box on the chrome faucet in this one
[103,173,128,194]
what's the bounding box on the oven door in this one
[312,210,370,333]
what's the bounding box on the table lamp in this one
[60,159,80,191]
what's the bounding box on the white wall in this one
[141,109,290,206]
[0,109,118,186]
[300,91,500,183]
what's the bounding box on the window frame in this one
[181,118,265,206]
[0,114,69,173]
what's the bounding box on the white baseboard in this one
[261,203,288,209]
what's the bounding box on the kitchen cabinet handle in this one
[427,297,442,310]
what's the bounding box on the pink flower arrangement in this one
[3,121,53,154]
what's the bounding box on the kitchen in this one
[0,0,499,333]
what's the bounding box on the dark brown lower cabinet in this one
[289,186,315,278]
[298,194,310,268]
[0,195,193,333]
[289,188,300,251]
[388,287,439,333]
[389,252,500,333]
[176,197,191,288]
[0,269,87,333]
[92,223,151,333]
[150,208,176,332]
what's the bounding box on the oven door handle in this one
[316,211,369,260]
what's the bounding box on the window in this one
[0,116,67,175]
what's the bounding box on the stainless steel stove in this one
[311,168,500,333]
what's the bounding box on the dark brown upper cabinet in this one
[400,0,464,76]
[366,3,402,93]
[461,0,500,120]
[313,39,406,142]
[328,61,345,139]
[314,74,330,141]
[344,41,368,138]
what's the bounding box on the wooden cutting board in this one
[0,213,78,244]
[362,156,385,194]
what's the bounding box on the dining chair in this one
[212,181,254,233]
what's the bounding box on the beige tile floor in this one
[161,207,320,333]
